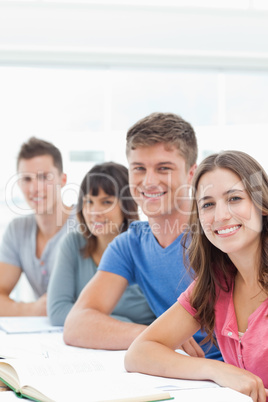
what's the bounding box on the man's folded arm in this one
[63,270,147,350]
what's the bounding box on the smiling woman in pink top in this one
[125,150,268,402]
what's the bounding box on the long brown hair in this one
[77,162,139,258]
[183,150,268,344]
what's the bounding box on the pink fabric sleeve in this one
[177,281,197,317]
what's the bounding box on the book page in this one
[169,387,252,402]
[1,351,126,384]
[0,358,173,402]
[0,331,126,364]
[0,331,66,359]
[0,317,62,334]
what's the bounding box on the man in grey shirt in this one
[0,137,76,316]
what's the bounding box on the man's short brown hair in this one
[126,112,197,170]
[17,137,63,173]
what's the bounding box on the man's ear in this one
[61,172,67,188]
[187,163,197,184]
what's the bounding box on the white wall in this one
[0,1,268,70]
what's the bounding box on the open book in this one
[0,356,173,402]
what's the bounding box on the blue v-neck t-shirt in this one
[99,221,222,360]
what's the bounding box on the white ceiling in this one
[0,1,268,70]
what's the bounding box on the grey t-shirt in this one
[47,230,156,326]
[0,208,77,298]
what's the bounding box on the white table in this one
[0,317,252,402]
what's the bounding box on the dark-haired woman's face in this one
[82,187,124,238]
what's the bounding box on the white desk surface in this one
[0,386,252,402]
[0,317,252,402]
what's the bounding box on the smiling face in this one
[196,167,263,258]
[127,143,196,220]
[82,187,124,238]
[17,155,66,214]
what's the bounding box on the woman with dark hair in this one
[125,151,268,402]
[47,162,155,326]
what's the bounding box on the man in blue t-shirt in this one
[64,112,222,361]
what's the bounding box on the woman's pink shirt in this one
[178,281,268,388]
